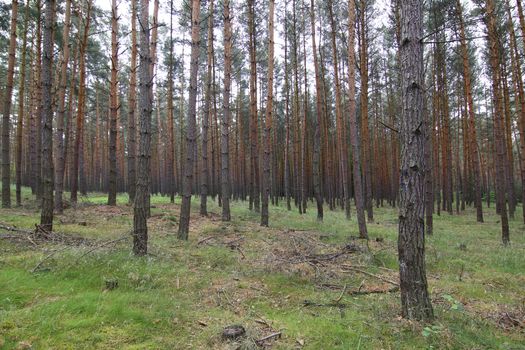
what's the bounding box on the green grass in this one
[0,187,524,349]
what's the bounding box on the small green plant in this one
[442,294,464,311]
[421,324,443,337]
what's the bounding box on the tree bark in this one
[398,0,434,321]
[54,0,71,212]
[15,0,29,207]
[484,0,510,245]
[1,0,18,208]
[108,0,119,206]
[456,0,483,223]
[222,0,232,222]
[178,0,201,240]
[40,0,56,230]
[328,0,350,219]
[261,0,275,226]
[127,0,138,204]
[200,0,214,215]
[133,0,152,254]
[71,0,92,204]
[248,0,260,212]
[347,0,368,238]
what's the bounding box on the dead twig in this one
[73,235,130,263]
[334,283,348,303]
[197,236,214,245]
[31,246,70,273]
[256,332,282,345]
[347,286,399,295]
[340,265,399,286]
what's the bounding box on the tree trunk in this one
[1,0,18,208]
[200,0,214,215]
[71,0,92,204]
[398,0,434,321]
[261,0,274,226]
[108,0,119,206]
[54,0,71,212]
[347,0,368,239]
[309,0,323,221]
[128,0,138,204]
[248,0,260,212]
[328,0,350,219]
[222,0,232,222]
[359,0,373,222]
[133,0,152,255]
[40,0,56,230]
[178,0,201,240]
[456,0,483,222]
[15,0,29,207]
[484,0,510,245]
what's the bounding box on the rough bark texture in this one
[508,0,525,224]
[456,0,483,223]
[397,0,434,321]
[15,0,29,207]
[328,0,350,219]
[359,0,374,222]
[133,0,151,255]
[309,0,323,222]
[71,0,92,204]
[484,0,510,245]
[222,0,232,222]
[1,0,18,208]
[201,0,214,216]
[261,0,274,226]
[54,0,71,213]
[127,0,138,204]
[108,0,119,206]
[347,0,368,239]
[178,0,201,240]
[248,0,260,212]
[40,0,55,231]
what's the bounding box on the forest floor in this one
[0,187,524,349]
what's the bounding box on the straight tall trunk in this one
[200,0,214,215]
[359,0,373,222]
[133,0,152,255]
[398,0,433,321]
[54,0,71,212]
[347,0,368,238]
[15,0,29,207]
[484,0,510,244]
[108,0,119,206]
[248,0,260,212]
[328,0,350,219]
[456,0,483,222]
[40,0,56,230]
[128,0,138,204]
[309,0,323,221]
[1,0,18,208]
[261,0,275,226]
[167,0,175,202]
[178,0,201,239]
[71,0,92,204]
[222,0,232,222]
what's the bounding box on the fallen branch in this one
[197,236,214,245]
[73,235,130,263]
[347,286,399,295]
[334,283,348,303]
[31,246,70,273]
[303,300,347,308]
[0,223,34,235]
[340,265,399,286]
[256,332,282,344]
